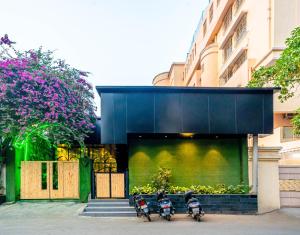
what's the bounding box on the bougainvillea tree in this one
[0,34,96,158]
[248,27,300,134]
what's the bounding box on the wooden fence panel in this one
[63,162,79,199]
[20,161,79,200]
[96,173,110,198]
[49,162,64,199]
[21,161,50,199]
[111,173,125,198]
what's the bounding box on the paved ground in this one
[0,202,300,235]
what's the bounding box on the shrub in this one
[151,167,172,191]
[131,184,157,195]
[130,184,250,195]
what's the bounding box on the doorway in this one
[95,172,125,198]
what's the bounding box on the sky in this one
[1,0,208,114]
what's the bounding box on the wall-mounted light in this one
[165,135,168,138]
[138,135,142,138]
[180,133,194,138]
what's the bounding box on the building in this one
[92,86,279,213]
[2,86,281,214]
[152,0,300,162]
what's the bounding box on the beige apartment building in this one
[153,0,300,162]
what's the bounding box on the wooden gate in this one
[21,161,79,199]
[96,173,125,198]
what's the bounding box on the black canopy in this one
[96,86,277,144]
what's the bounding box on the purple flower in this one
[0,34,15,46]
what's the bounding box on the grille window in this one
[235,15,247,45]
[223,38,233,62]
[223,7,232,33]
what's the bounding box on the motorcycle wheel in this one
[146,214,151,222]
[166,215,171,221]
[196,214,201,222]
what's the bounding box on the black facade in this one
[96,86,277,144]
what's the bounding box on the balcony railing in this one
[281,126,300,142]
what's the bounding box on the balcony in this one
[219,32,248,79]
[219,3,247,49]
[220,56,248,87]
[259,127,300,148]
[282,127,300,143]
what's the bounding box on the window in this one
[223,7,232,33]
[282,126,300,141]
[223,38,233,62]
[232,51,247,73]
[235,15,247,45]
[209,4,214,22]
[220,68,233,85]
[220,51,247,85]
[203,20,207,36]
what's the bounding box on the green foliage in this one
[27,135,55,161]
[151,167,172,191]
[0,36,96,150]
[130,184,250,195]
[168,186,189,194]
[248,27,300,134]
[131,184,157,195]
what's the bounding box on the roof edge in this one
[96,86,280,95]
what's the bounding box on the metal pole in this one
[252,135,258,194]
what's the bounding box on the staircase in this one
[80,199,137,217]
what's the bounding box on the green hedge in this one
[130,184,251,195]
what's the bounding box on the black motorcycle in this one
[132,194,151,221]
[157,191,175,221]
[184,191,204,221]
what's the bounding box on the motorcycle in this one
[157,191,175,221]
[184,191,204,221]
[132,194,151,221]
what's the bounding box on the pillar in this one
[249,146,281,213]
[252,135,258,194]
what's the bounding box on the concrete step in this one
[81,199,136,217]
[89,199,129,203]
[87,202,129,207]
[81,211,137,217]
[84,206,135,212]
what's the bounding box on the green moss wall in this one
[128,138,248,191]
[79,157,91,202]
